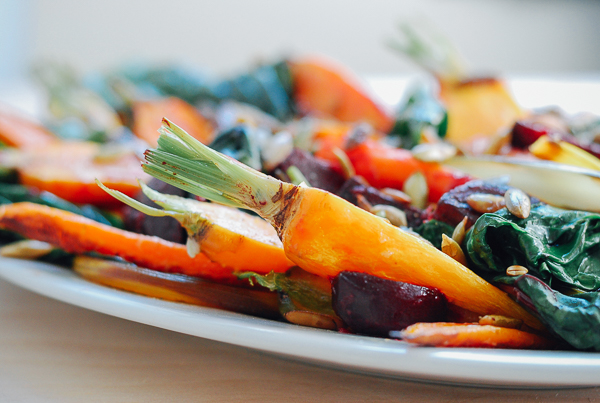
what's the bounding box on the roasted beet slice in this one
[433,180,540,228]
[276,148,345,193]
[511,120,553,149]
[337,176,424,228]
[122,178,187,244]
[331,271,447,337]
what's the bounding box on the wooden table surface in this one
[0,278,599,403]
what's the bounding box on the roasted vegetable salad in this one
[1,40,600,352]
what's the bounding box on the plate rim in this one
[0,257,599,388]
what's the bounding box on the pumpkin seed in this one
[371,205,408,227]
[466,193,505,213]
[403,171,428,209]
[451,216,469,245]
[506,265,528,276]
[186,237,201,258]
[355,194,373,211]
[380,187,412,204]
[441,234,468,266]
[504,188,531,219]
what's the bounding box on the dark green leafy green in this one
[98,61,295,121]
[497,274,600,351]
[212,61,295,121]
[238,267,334,316]
[388,84,447,149]
[209,126,262,171]
[466,204,600,291]
[414,219,454,250]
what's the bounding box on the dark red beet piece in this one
[511,120,553,149]
[276,148,345,194]
[331,271,447,337]
[432,179,541,228]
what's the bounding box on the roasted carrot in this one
[0,107,58,148]
[289,58,394,133]
[345,139,471,202]
[73,255,280,318]
[0,202,235,281]
[397,322,556,349]
[132,97,215,147]
[0,142,149,207]
[140,119,544,331]
[98,181,295,274]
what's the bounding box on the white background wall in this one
[3,0,600,81]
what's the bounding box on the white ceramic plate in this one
[0,257,599,388]
[2,78,600,388]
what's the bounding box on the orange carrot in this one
[0,107,58,148]
[398,322,556,349]
[0,142,149,207]
[289,58,394,133]
[142,119,544,331]
[132,97,215,147]
[73,255,280,318]
[0,202,234,281]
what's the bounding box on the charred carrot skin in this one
[398,322,556,349]
[0,202,234,281]
[289,58,394,133]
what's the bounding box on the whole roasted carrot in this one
[0,202,234,281]
[141,119,544,330]
[397,322,556,349]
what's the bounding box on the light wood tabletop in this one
[0,277,599,402]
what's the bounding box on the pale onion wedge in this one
[445,156,600,212]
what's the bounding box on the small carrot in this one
[0,107,58,149]
[132,97,215,147]
[141,119,544,331]
[98,180,295,274]
[73,255,280,318]
[397,322,556,349]
[289,58,394,133]
[0,202,234,281]
[0,141,149,207]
